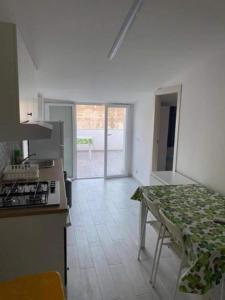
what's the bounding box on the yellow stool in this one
[0,272,65,300]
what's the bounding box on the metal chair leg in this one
[152,225,166,287]
[137,208,148,260]
[173,252,185,300]
[221,277,224,300]
[150,223,162,283]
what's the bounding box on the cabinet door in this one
[17,29,36,122]
[32,97,38,121]
[0,22,37,124]
[0,22,20,123]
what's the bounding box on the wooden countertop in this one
[0,160,68,219]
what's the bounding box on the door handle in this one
[66,211,72,227]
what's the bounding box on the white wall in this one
[132,96,155,185]
[171,49,225,194]
[132,48,225,194]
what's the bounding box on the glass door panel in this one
[76,104,105,178]
[106,106,128,177]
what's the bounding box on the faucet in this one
[20,153,36,164]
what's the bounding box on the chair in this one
[153,210,225,300]
[221,280,224,300]
[152,209,188,300]
[0,272,65,300]
[138,195,171,284]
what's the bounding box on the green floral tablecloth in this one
[131,184,225,295]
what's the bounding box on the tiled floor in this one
[77,150,124,178]
[66,178,220,300]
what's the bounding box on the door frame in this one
[44,101,76,179]
[152,84,182,172]
[44,101,133,180]
[104,104,131,179]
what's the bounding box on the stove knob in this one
[50,181,56,193]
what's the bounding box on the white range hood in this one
[0,121,53,141]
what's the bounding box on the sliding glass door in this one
[45,102,131,179]
[76,104,105,179]
[105,105,129,178]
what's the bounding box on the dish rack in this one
[3,164,40,181]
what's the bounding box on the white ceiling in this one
[1,0,225,103]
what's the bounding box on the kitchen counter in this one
[0,159,68,218]
[151,171,196,185]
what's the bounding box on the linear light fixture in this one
[108,0,144,60]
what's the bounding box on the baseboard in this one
[131,175,144,185]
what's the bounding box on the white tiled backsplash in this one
[0,142,21,173]
[0,143,10,172]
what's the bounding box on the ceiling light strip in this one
[108,0,144,60]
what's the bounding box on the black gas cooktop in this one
[0,181,60,209]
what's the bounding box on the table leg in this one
[139,201,147,249]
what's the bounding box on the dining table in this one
[131,184,225,299]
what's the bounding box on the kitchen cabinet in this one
[0,214,67,283]
[0,22,37,124]
[0,160,68,284]
[151,171,196,185]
